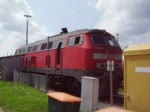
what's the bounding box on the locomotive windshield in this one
[91,33,119,47]
[91,34,106,45]
[108,36,120,47]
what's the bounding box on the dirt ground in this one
[95,106,134,112]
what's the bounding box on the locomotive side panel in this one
[62,45,84,69]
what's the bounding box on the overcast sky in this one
[0,0,150,56]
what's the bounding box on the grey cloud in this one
[127,0,150,19]
[2,22,25,33]
[91,0,150,47]
[0,0,31,14]
[0,0,51,56]
[0,0,31,33]
[119,20,150,37]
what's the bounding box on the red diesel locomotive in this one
[15,28,123,98]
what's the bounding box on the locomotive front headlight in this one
[96,63,105,69]
[96,63,101,69]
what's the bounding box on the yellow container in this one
[124,43,150,112]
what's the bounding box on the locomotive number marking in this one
[93,53,108,59]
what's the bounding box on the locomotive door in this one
[56,42,62,74]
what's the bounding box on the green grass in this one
[0,81,48,112]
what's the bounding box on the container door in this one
[124,54,150,112]
[56,42,62,74]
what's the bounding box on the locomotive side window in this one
[69,37,75,46]
[92,34,105,45]
[79,36,84,44]
[52,41,57,49]
[52,39,67,49]
[27,47,32,52]
[41,43,47,50]
[74,36,80,45]
[15,50,17,55]
[22,48,26,54]
[69,36,83,46]
[61,39,67,48]
[32,45,38,51]
[19,49,22,54]
[47,42,53,49]
[16,50,19,55]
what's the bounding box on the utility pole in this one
[46,36,50,91]
[116,33,119,42]
[107,60,114,106]
[24,15,31,45]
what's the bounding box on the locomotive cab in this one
[82,30,123,99]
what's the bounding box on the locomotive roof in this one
[19,29,111,49]
[49,29,110,39]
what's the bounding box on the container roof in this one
[47,92,82,102]
[124,43,150,55]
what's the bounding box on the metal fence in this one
[0,55,46,91]
[0,55,23,81]
[14,71,46,91]
[0,55,47,91]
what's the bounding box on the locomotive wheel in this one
[99,74,109,99]
[99,73,123,101]
[67,77,81,96]
[49,75,55,89]
[113,74,123,95]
